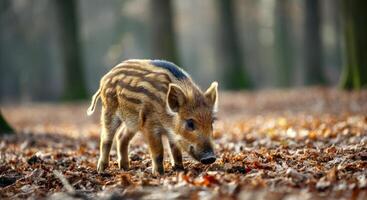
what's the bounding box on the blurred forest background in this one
[0,0,366,103]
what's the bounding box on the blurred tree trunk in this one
[304,0,325,85]
[150,0,179,64]
[329,0,342,83]
[340,0,367,89]
[274,0,293,87]
[0,0,10,101]
[0,111,13,134]
[217,0,251,89]
[55,0,87,100]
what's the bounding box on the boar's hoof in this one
[118,160,129,171]
[152,166,164,176]
[172,164,185,171]
[97,160,108,173]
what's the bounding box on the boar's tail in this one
[87,88,101,116]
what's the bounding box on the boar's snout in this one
[200,151,216,164]
[189,142,216,164]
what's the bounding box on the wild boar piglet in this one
[87,59,219,175]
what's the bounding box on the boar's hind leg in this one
[168,140,184,171]
[116,124,136,170]
[97,107,121,173]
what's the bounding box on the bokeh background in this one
[0,0,366,103]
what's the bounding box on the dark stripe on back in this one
[118,80,163,104]
[150,60,187,80]
[113,64,172,82]
[119,70,168,92]
[120,93,141,104]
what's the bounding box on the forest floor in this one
[0,87,367,200]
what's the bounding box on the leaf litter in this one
[0,88,367,199]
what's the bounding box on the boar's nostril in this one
[200,156,216,164]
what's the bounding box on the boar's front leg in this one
[168,140,184,171]
[97,107,121,173]
[143,127,164,175]
[140,104,164,175]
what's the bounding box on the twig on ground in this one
[53,170,75,193]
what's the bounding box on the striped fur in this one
[87,59,219,175]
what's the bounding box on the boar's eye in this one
[185,119,195,131]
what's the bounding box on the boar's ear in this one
[166,83,186,114]
[204,81,218,112]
